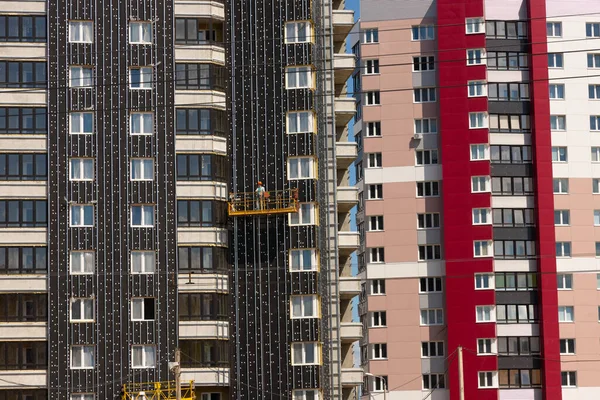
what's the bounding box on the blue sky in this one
[348,0,360,18]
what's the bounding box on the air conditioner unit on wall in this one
[413,133,423,140]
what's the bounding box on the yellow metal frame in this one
[228,188,299,216]
[121,381,195,400]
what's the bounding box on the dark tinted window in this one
[0,15,46,42]
[0,154,46,180]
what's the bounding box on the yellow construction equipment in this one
[228,188,299,216]
[121,381,195,400]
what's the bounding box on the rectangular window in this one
[546,22,562,37]
[179,246,226,273]
[292,390,319,400]
[71,395,95,400]
[495,272,538,291]
[131,251,155,274]
[69,21,93,43]
[289,203,316,226]
[589,53,600,68]
[0,200,47,227]
[285,21,312,43]
[0,341,46,369]
[366,121,382,137]
[289,249,318,272]
[70,298,94,322]
[415,118,437,134]
[371,311,386,327]
[591,116,600,131]
[560,338,575,355]
[367,153,382,168]
[371,343,387,359]
[468,81,487,97]
[416,181,440,197]
[175,18,223,44]
[490,145,532,164]
[552,146,567,162]
[130,113,153,135]
[553,178,569,194]
[0,293,47,322]
[291,342,320,365]
[488,82,529,101]
[469,112,488,128]
[0,61,47,88]
[554,210,570,226]
[591,84,600,100]
[364,28,378,43]
[0,107,47,135]
[467,49,485,65]
[178,293,228,321]
[595,146,600,161]
[496,304,538,324]
[471,144,489,160]
[412,25,434,40]
[477,338,496,354]
[371,376,388,392]
[365,59,380,74]
[558,305,574,322]
[423,374,446,389]
[476,306,495,322]
[369,215,384,231]
[494,240,537,259]
[472,208,491,225]
[175,63,226,91]
[368,184,383,199]
[548,53,564,68]
[414,88,436,103]
[413,56,435,72]
[479,372,497,388]
[177,154,227,182]
[595,179,600,194]
[498,336,540,356]
[70,112,94,135]
[70,251,94,275]
[371,279,386,295]
[177,200,225,227]
[418,245,442,261]
[499,369,542,388]
[287,111,314,134]
[69,158,93,181]
[486,51,529,70]
[0,246,47,274]
[562,371,577,387]
[369,248,385,263]
[491,176,534,196]
[69,66,92,87]
[415,149,438,165]
[130,67,153,89]
[421,341,444,357]
[550,83,565,99]
[466,18,485,34]
[71,345,94,369]
[0,153,47,181]
[556,242,572,257]
[131,298,155,321]
[489,114,530,133]
[419,277,442,293]
[475,274,494,290]
[288,157,315,179]
[286,66,313,89]
[291,295,319,318]
[587,23,600,38]
[131,205,154,227]
[417,213,440,229]
[471,176,490,192]
[486,20,528,39]
[551,115,567,131]
[474,241,493,257]
[0,15,46,42]
[129,21,152,44]
[420,308,444,325]
[365,91,380,105]
[595,210,600,225]
[132,345,156,368]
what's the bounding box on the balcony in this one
[341,367,363,387]
[340,322,363,343]
[174,0,225,20]
[175,43,225,65]
[336,142,358,170]
[332,10,354,40]
[334,96,356,127]
[337,186,359,214]
[339,276,361,299]
[338,231,359,257]
[181,367,229,386]
[179,321,229,339]
[334,53,355,85]
[0,370,46,388]
[0,322,46,340]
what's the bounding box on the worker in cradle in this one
[255,181,266,209]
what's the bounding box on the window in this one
[0,153,47,181]
[0,293,47,322]
[477,338,495,354]
[292,390,319,400]
[129,21,152,44]
[0,107,47,135]
[475,274,494,290]
[366,121,381,136]
[499,369,541,388]
[413,56,435,72]
[364,28,378,43]
[69,66,92,87]
[476,306,495,322]
[469,112,487,128]
[132,345,156,368]
[412,25,434,40]
[129,112,153,135]
[0,341,46,369]
[291,342,320,365]
[71,346,94,369]
[546,22,562,37]
[131,298,155,321]
[597,243,600,257]
[131,205,154,227]
[553,178,569,194]
[130,67,153,89]
[552,147,567,162]
[175,18,223,44]
[369,216,384,231]
[0,61,47,88]
[372,343,387,359]
[175,63,226,90]
[69,158,93,181]
[69,21,93,43]
[368,184,383,199]
[420,277,442,293]
[371,311,387,327]
[417,213,440,229]
[70,112,94,135]
[0,246,47,274]
[595,148,600,162]
[371,376,388,392]
[70,251,94,275]
[286,66,313,89]
[589,53,600,68]
[548,53,564,68]
[488,83,529,101]
[70,298,94,322]
[490,145,532,164]
[289,249,317,272]
[560,339,575,355]
[596,210,600,225]
[289,202,316,226]
[486,20,528,39]
[414,87,436,103]
[472,208,491,225]
[177,200,226,227]
[0,15,46,42]
[468,81,487,97]
[177,154,227,182]
[587,22,600,38]
[466,18,485,34]
[491,177,534,196]
[367,153,382,168]
[418,245,441,261]
[416,181,439,197]
[415,150,438,165]
[498,336,540,356]
[179,293,228,321]
[420,308,444,325]
[415,118,437,134]
[495,272,538,291]
[176,109,226,136]
[423,374,445,389]
[178,246,226,273]
[0,200,47,227]
[369,248,385,263]
[489,114,530,133]
[550,116,566,131]
[471,176,490,192]
[179,340,228,368]
[550,84,565,99]
[479,372,497,388]
[562,371,577,387]
[595,179,600,193]
[494,240,536,259]
[291,295,318,318]
[365,91,380,105]
[496,304,538,324]
[471,144,489,160]
[71,395,95,400]
[554,210,570,226]
[558,306,574,322]
[284,21,312,43]
[371,279,386,295]
[591,116,600,131]
[131,251,155,274]
[556,242,572,258]
[467,49,484,65]
[486,51,529,70]
[474,241,493,257]
[421,341,444,357]
[288,157,315,179]
[365,59,380,74]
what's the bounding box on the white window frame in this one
[419,277,443,293]
[418,244,442,260]
[557,273,573,290]
[288,157,315,180]
[70,395,94,400]
[284,21,312,44]
[588,53,600,69]
[131,205,154,227]
[595,210,600,226]
[69,158,94,181]
[70,112,94,135]
[415,118,437,134]
[553,178,569,194]
[131,251,155,274]
[471,176,490,193]
[474,240,493,257]
[591,116,600,131]
[467,49,485,65]
[561,371,577,387]
[371,376,388,392]
[286,66,314,89]
[129,67,153,89]
[368,153,382,168]
[472,208,491,225]
[470,144,489,160]
[415,149,439,165]
[420,308,444,326]
[422,374,446,390]
[130,158,153,181]
[129,21,153,44]
[291,342,320,365]
[71,345,94,369]
[287,111,314,134]
[371,311,387,327]
[558,305,574,322]
[366,121,382,136]
[292,390,320,400]
[130,112,154,135]
[587,22,600,38]
[421,341,445,358]
[468,81,487,97]
[412,55,435,72]
[552,146,567,162]
[475,274,494,290]
[368,184,383,199]
[469,112,488,128]
[555,210,570,226]
[70,251,94,275]
[371,343,388,360]
[70,298,94,322]
[414,87,436,103]
[131,298,155,321]
[70,204,94,227]
[411,25,435,41]
[560,338,576,355]
[69,21,93,43]
[477,338,496,355]
[547,21,562,37]
[289,248,318,272]
[550,83,565,99]
[417,213,440,229]
[289,202,316,226]
[365,91,380,105]
[593,147,600,162]
[476,305,495,322]
[290,295,319,319]
[548,53,564,68]
[466,18,485,34]
[478,371,498,388]
[370,279,386,295]
[369,215,384,231]
[364,28,379,44]
[369,247,385,263]
[556,242,572,258]
[416,181,440,197]
[365,59,380,74]
[70,66,93,87]
[132,345,156,369]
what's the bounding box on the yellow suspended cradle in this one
[121,381,195,400]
